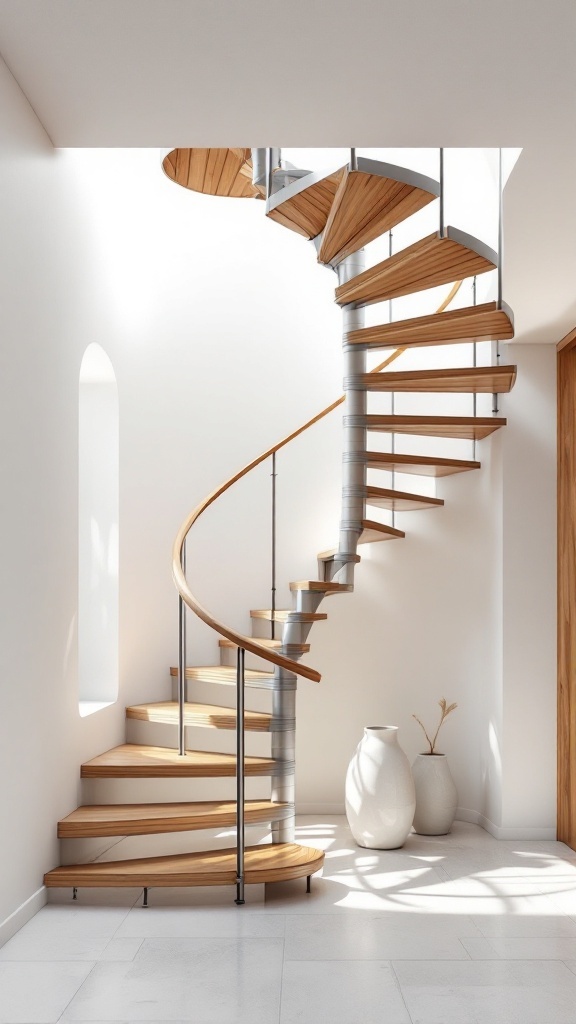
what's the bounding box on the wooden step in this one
[219,637,311,654]
[359,520,406,544]
[348,364,516,393]
[250,609,328,622]
[81,744,287,779]
[364,451,480,477]
[266,167,344,239]
[365,485,444,512]
[44,842,325,890]
[170,665,274,687]
[346,301,514,349]
[362,415,507,440]
[335,228,497,306]
[57,800,292,839]
[318,158,438,265]
[317,550,362,563]
[162,148,259,199]
[126,702,273,732]
[289,580,353,594]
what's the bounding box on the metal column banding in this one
[177,542,187,756]
[270,681,296,843]
[235,646,246,904]
[339,250,367,565]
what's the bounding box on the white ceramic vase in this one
[411,753,458,835]
[345,725,416,849]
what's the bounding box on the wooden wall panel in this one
[558,340,576,848]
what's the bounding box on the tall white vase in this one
[345,726,415,849]
[411,753,458,835]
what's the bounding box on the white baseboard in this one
[456,807,557,841]
[0,886,47,948]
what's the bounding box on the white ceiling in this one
[0,0,575,342]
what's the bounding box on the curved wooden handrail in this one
[172,280,463,682]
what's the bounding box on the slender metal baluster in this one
[388,230,396,529]
[493,148,503,414]
[266,148,273,201]
[439,148,445,239]
[178,541,187,756]
[472,276,477,461]
[271,452,277,640]
[235,646,246,905]
[350,148,357,171]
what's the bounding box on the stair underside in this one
[162,148,259,198]
[366,485,444,512]
[346,301,514,348]
[363,415,507,440]
[351,364,517,393]
[266,168,344,239]
[126,702,273,732]
[318,163,438,265]
[360,520,406,543]
[81,744,286,778]
[365,451,480,477]
[289,580,352,594]
[44,843,325,889]
[57,800,292,838]
[250,609,328,622]
[335,228,497,306]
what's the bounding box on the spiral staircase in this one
[44,148,516,902]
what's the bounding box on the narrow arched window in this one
[78,344,119,715]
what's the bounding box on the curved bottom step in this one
[44,843,325,889]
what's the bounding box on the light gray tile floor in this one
[2,818,576,1022]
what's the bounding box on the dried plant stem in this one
[412,698,458,755]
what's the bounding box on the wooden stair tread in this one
[359,520,406,544]
[266,168,344,239]
[365,485,444,512]
[219,637,311,653]
[349,364,517,393]
[335,228,497,306]
[162,148,259,199]
[318,160,438,265]
[126,702,273,732]
[169,665,273,684]
[81,744,286,779]
[363,415,507,440]
[250,609,328,622]
[44,842,325,889]
[57,800,292,838]
[289,580,352,593]
[364,451,480,477]
[346,301,514,349]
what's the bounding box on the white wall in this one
[0,67,559,938]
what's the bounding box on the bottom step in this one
[44,843,325,889]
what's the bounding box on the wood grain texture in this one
[162,148,259,198]
[168,665,273,684]
[335,231,496,306]
[267,170,344,239]
[364,451,480,477]
[359,520,406,543]
[318,167,436,265]
[44,843,325,888]
[355,365,517,393]
[558,344,576,849]
[346,301,514,349]
[80,744,284,779]
[57,801,292,838]
[289,580,352,593]
[365,486,444,512]
[249,609,328,622]
[363,415,507,440]
[126,702,272,732]
[556,325,576,353]
[219,637,311,653]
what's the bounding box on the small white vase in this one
[411,753,458,835]
[345,726,415,849]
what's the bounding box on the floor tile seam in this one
[388,958,417,1024]
[46,957,99,1024]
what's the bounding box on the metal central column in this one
[339,250,367,569]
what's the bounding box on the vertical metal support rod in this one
[350,148,358,171]
[142,887,148,908]
[439,148,445,238]
[389,230,396,528]
[497,147,503,310]
[72,887,77,901]
[271,452,277,640]
[472,276,477,461]
[178,541,187,756]
[235,646,246,905]
[306,875,311,894]
[266,148,273,201]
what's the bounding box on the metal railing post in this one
[235,646,246,905]
[493,148,503,414]
[472,275,478,460]
[350,148,358,171]
[439,148,445,238]
[178,541,187,756]
[388,230,396,528]
[271,452,277,640]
